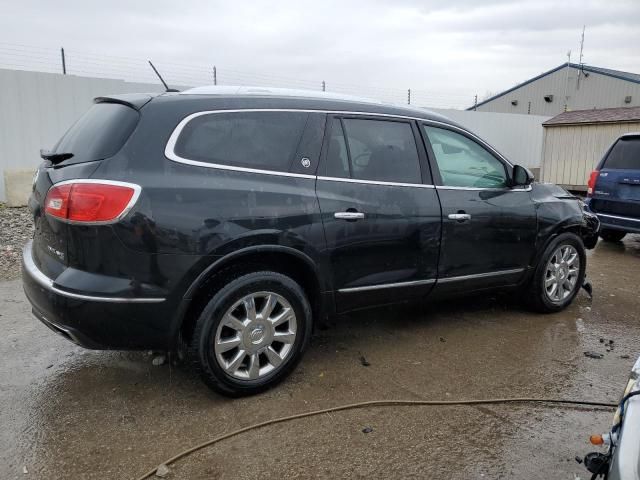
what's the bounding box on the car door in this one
[316,115,442,312]
[420,123,537,293]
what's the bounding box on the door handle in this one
[448,213,471,222]
[334,211,365,220]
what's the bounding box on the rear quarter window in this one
[173,111,309,172]
[53,103,139,165]
[604,137,640,169]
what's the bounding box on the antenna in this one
[579,25,585,66]
[148,60,179,92]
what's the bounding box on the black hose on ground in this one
[135,397,617,480]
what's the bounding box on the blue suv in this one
[586,133,640,242]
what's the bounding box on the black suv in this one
[22,87,599,396]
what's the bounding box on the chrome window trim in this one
[338,278,436,293]
[437,185,532,192]
[46,179,143,225]
[23,241,165,304]
[437,268,525,284]
[163,108,516,188]
[317,176,434,189]
[597,212,640,223]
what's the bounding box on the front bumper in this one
[22,240,172,349]
[581,207,601,249]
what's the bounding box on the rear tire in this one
[524,233,586,313]
[189,271,312,397]
[600,229,626,243]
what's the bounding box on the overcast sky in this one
[2,0,639,108]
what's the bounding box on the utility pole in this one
[213,66,217,85]
[322,80,325,92]
[407,89,411,105]
[60,47,66,75]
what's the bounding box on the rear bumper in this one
[22,240,173,350]
[595,212,640,234]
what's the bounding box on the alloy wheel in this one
[214,291,297,380]
[544,245,580,303]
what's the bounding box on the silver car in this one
[585,356,640,479]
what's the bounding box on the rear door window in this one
[323,117,422,184]
[173,111,309,172]
[53,103,139,165]
[604,137,640,169]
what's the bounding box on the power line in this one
[0,42,476,109]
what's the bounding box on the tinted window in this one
[339,119,421,183]
[423,126,507,188]
[174,111,308,172]
[323,120,350,178]
[604,137,640,169]
[53,103,139,165]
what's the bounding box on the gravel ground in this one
[0,205,33,281]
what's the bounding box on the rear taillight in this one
[45,180,140,223]
[587,170,600,196]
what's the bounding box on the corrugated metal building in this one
[540,106,640,190]
[432,109,550,177]
[472,63,640,116]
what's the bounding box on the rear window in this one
[173,111,309,172]
[53,103,139,165]
[604,137,640,170]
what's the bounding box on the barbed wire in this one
[0,42,475,109]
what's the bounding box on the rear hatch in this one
[29,100,141,277]
[590,135,640,219]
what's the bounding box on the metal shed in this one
[540,106,640,191]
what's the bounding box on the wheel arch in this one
[172,245,329,349]
[525,221,584,282]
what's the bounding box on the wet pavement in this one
[2,236,640,479]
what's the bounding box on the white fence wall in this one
[431,109,551,173]
[0,68,188,202]
[0,68,550,202]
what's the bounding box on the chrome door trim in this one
[334,212,365,220]
[437,268,525,284]
[338,278,436,293]
[337,268,525,293]
[448,213,471,221]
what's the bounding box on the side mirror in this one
[512,165,534,186]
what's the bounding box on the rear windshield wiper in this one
[40,149,74,165]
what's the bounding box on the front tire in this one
[189,271,312,397]
[600,229,626,243]
[525,233,586,313]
